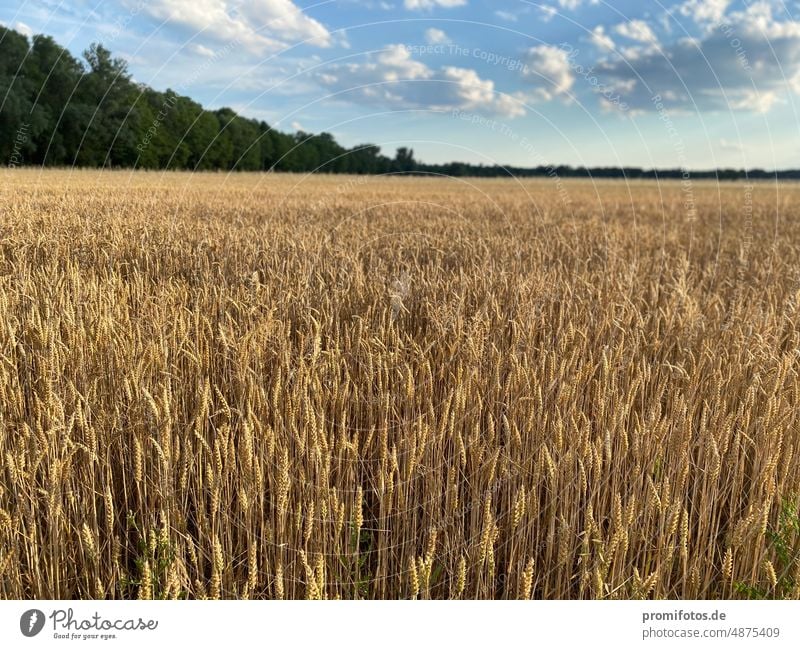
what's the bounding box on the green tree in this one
[393,147,416,173]
[76,43,140,167]
[23,35,86,165]
[0,28,41,165]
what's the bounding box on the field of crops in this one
[1,169,799,599]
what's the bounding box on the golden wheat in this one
[0,169,799,599]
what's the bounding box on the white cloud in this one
[537,1,602,23]
[494,10,517,22]
[677,0,731,25]
[614,19,659,44]
[725,89,779,113]
[189,43,217,57]
[291,120,304,131]
[557,0,602,9]
[732,0,800,38]
[141,0,332,53]
[336,30,352,49]
[594,2,800,113]
[316,44,525,117]
[441,66,525,116]
[589,25,615,51]
[377,44,432,80]
[404,0,466,9]
[540,5,558,22]
[522,45,575,100]
[14,21,33,37]
[425,27,450,44]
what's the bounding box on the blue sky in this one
[3,0,800,168]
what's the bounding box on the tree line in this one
[1,26,796,180]
[1,27,404,173]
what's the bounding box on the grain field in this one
[1,170,799,599]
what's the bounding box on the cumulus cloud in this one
[725,89,779,113]
[536,0,600,13]
[559,0,601,8]
[425,27,450,44]
[0,19,35,38]
[494,10,517,22]
[589,25,615,51]
[14,21,33,37]
[540,5,558,22]
[316,44,525,117]
[614,19,659,45]
[404,0,466,9]
[522,45,575,100]
[677,0,731,25]
[593,2,800,113]
[140,0,331,53]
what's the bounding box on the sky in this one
[2,0,800,169]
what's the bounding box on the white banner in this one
[0,601,798,648]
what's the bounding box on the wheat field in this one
[1,169,799,599]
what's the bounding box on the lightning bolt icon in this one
[28,612,38,632]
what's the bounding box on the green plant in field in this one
[119,512,179,600]
[735,496,800,599]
